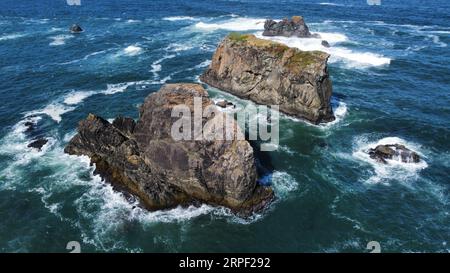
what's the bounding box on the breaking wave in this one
[194,17,265,31]
[123,45,143,56]
[255,32,391,68]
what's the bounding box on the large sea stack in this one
[200,33,334,124]
[65,83,273,216]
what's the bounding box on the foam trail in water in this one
[163,16,198,21]
[319,2,345,6]
[151,54,176,78]
[0,32,28,41]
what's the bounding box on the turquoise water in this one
[0,0,449,252]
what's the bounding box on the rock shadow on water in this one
[250,140,275,187]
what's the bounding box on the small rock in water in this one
[70,24,83,33]
[368,144,420,164]
[215,100,235,108]
[321,40,331,48]
[28,138,48,151]
[24,121,35,133]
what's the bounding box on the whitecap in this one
[123,45,143,56]
[319,2,345,6]
[352,136,428,184]
[25,103,75,123]
[194,17,265,31]
[125,19,141,24]
[49,34,73,46]
[162,16,198,21]
[63,91,96,105]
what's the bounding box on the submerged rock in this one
[263,16,313,38]
[368,144,420,164]
[70,24,83,34]
[200,33,335,124]
[28,138,48,151]
[65,83,273,216]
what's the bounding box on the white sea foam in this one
[319,2,345,6]
[26,103,75,123]
[194,18,265,31]
[163,16,198,21]
[166,43,194,52]
[259,171,298,198]
[427,34,447,47]
[194,59,211,69]
[0,32,27,41]
[125,19,141,24]
[63,91,96,105]
[255,32,391,68]
[319,101,348,128]
[151,54,176,78]
[49,34,73,46]
[102,82,134,95]
[123,45,143,56]
[352,136,428,184]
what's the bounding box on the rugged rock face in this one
[70,24,83,33]
[200,33,335,124]
[263,16,312,38]
[368,144,420,164]
[65,83,273,216]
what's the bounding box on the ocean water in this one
[0,0,449,253]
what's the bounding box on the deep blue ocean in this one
[0,0,449,252]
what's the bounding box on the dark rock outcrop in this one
[215,100,235,108]
[65,83,273,216]
[70,24,83,34]
[200,33,334,124]
[368,144,420,164]
[28,138,48,151]
[321,40,331,48]
[112,116,135,137]
[263,16,312,38]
